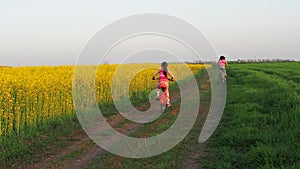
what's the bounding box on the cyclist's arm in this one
[168,71,175,79]
[153,70,160,78]
[225,60,229,67]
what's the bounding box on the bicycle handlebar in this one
[152,77,174,82]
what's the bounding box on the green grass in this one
[201,62,300,169]
[0,114,81,167]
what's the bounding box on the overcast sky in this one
[1,0,299,66]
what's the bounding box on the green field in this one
[202,62,300,168]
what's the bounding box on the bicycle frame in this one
[159,80,170,113]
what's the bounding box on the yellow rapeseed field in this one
[0,64,207,137]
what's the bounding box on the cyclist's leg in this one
[156,82,160,100]
[219,68,225,79]
[166,85,171,107]
[160,88,166,105]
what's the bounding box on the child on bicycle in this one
[218,56,228,83]
[152,61,175,107]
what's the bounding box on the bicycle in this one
[153,77,174,113]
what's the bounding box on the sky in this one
[0,0,299,66]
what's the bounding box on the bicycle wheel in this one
[161,102,166,113]
[160,88,167,113]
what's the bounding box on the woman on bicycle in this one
[152,61,175,107]
[218,56,228,83]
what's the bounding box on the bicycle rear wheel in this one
[160,88,167,113]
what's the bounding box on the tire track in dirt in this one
[24,97,178,168]
[179,82,211,169]
[25,114,125,169]
[54,91,188,169]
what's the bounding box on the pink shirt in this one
[159,69,168,81]
[219,60,226,67]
